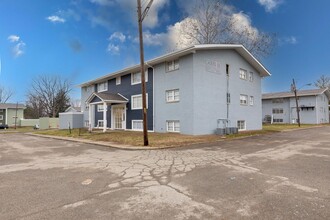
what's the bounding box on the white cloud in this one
[12,41,26,58]
[8,35,25,58]
[46,15,66,23]
[279,36,297,45]
[231,12,259,37]
[109,32,126,43]
[107,43,120,55]
[8,35,20,42]
[258,0,283,12]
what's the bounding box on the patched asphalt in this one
[0,126,329,219]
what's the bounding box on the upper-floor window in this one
[131,71,148,85]
[227,93,231,104]
[116,76,121,85]
[97,82,108,92]
[166,89,180,102]
[249,72,254,82]
[239,69,247,80]
[272,108,284,114]
[131,94,148,110]
[166,59,179,72]
[250,96,254,106]
[240,94,248,105]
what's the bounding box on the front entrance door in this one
[112,106,126,129]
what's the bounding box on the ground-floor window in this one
[166,120,180,132]
[237,120,246,131]
[132,120,143,131]
[273,118,283,123]
[97,120,104,127]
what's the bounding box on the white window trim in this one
[97,120,104,127]
[116,76,121,85]
[249,72,254,82]
[166,59,179,72]
[131,94,148,110]
[249,96,254,106]
[166,89,180,103]
[97,82,108,92]
[97,104,104,112]
[240,94,248,105]
[166,120,180,132]
[237,120,246,131]
[131,71,148,85]
[239,68,247,80]
[132,120,143,131]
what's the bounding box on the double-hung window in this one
[166,89,180,102]
[97,82,108,92]
[249,96,254,106]
[166,60,179,72]
[272,108,284,114]
[131,94,148,110]
[239,69,247,80]
[240,94,248,105]
[166,120,180,132]
[237,120,246,131]
[249,72,254,82]
[132,120,143,131]
[131,71,148,85]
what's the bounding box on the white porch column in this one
[103,102,107,132]
[88,103,92,131]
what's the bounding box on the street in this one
[1,127,330,220]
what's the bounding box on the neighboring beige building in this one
[0,103,25,127]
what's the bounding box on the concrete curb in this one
[26,133,178,150]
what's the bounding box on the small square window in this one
[97,104,104,112]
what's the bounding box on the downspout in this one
[226,64,230,127]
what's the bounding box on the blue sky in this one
[0,0,329,103]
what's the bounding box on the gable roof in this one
[79,44,271,87]
[65,106,82,112]
[0,103,26,109]
[262,88,330,100]
[86,92,128,104]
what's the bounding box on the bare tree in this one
[26,75,72,118]
[0,85,14,103]
[179,0,276,58]
[314,75,330,89]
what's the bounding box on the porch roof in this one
[86,92,128,104]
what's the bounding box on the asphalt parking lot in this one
[0,126,330,220]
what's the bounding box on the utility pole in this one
[137,0,153,146]
[292,79,301,127]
